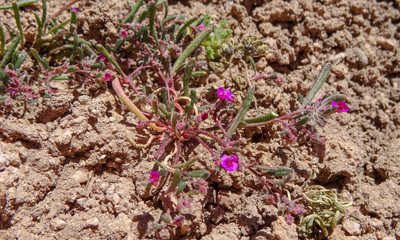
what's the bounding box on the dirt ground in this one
[0,0,399,239]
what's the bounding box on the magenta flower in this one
[198,24,205,29]
[99,54,106,61]
[71,8,77,14]
[220,154,239,172]
[217,87,234,102]
[121,30,127,38]
[332,101,349,112]
[285,214,294,225]
[104,73,111,82]
[149,171,160,184]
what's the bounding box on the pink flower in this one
[121,30,127,38]
[104,73,111,82]
[198,24,205,29]
[149,171,160,184]
[220,154,239,172]
[71,8,77,14]
[332,101,349,112]
[285,214,294,225]
[99,54,106,61]
[217,87,234,102]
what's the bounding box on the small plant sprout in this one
[299,185,353,237]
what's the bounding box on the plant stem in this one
[111,77,164,131]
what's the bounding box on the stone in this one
[342,219,361,236]
[51,219,67,231]
[84,217,99,228]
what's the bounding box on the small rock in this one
[51,219,67,231]
[343,219,361,236]
[376,37,398,51]
[331,64,348,78]
[382,236,396,240]
[0,154,9,171]
[8,153,21,167]
[353,47,368,66]
[84,217,99,228]
[71,170,88,184]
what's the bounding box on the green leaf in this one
[0,34,20,69]
[0,25,4,56]
[176,181,186,195]
[96,44,124,77]
[321,94,346,106]
[198,105,210,111]
[113,38,124,52]
[137,9,148,23]
[50,75,70,81]
[173,28,212,73]
[0,0,37,10]
[175,17,197,43]
[201,19,233,60]
[66,66,79,73]
[122,0,143,24]
[0,69,7,84]
[161,214,171,223]
[155,160,164,168]
[45,19,70,36]
[161,87,169,108]
[185,90,196,118]
[302,64,331,106]
[172,155,200,169]
[68,30,79,63]
[70,8,77,31]
[294,116,310,126]
[243,112,278,124]
[148,1,159,46]
[40,0,47,31]
[167,170,182,193]
[191,71,206,77]
[42,92,52,98]
[184,170,210,180]
[12,2,24,46]
[261,166,292,177]
[30,48,49,70]
[14,52,27,69]
[156,0,168,19]
[183,59,195,97]
[226,86,255,140]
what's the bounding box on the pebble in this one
[343,219,362,236]
[376,37,398,51]
[71,170,88,184]
[84,217,99,228]
[51,219,67,231]
[382,236,396,240]
[0,154,8,171]
[353,47,368,66]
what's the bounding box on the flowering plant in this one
[0,0,351,238]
